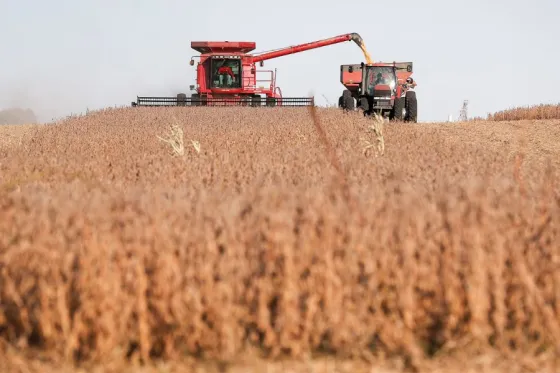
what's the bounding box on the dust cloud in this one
[0,108,37,125]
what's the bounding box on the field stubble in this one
[0,107,559,373]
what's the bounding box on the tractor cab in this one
[361,64,398,112]
[363,65,397,97]
[362,65,397,107]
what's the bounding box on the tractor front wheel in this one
[405,91,417,123]
[358,97,369,113]
[391,97,405,121]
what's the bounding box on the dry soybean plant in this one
[157,116,200,156]
[157,119,185,156]
[361,112,385,156]
[191,139,201,153]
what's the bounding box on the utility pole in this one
[459,100,469,121]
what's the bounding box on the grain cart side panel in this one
[394,62,413,84]
[340,64,363,93]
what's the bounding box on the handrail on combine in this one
[242,69,275,91]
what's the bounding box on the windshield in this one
[210,58,242,89]
[364,66,396,95]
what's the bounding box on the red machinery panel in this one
[190,41,256,54]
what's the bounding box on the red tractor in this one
[132,33,366,107]
[339,62,417,122]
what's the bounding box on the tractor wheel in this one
[341,89,355,111]
[405,91,417,123]
[358,97,369,112]
[391,97,405,121]
[177,93,187,106]
[190,93,200,106]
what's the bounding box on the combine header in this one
[132,33,366,107]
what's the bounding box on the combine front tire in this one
[252,95,261,107]
[266,97,276,107]
[177,93,187,106]
[404,91,417,123]
[190,93,200,106]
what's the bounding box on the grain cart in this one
[339,62,417,122]
[132,33,367,107]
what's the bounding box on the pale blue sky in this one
[1,0,558,122]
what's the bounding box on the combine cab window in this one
[210,58,242,89]
[364,66,396,96]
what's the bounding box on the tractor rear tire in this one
[341,89,355,111]
[391,97,405,121]
[405,91,417,123]
[177,93,187,106]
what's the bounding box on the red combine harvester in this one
[132,33,365,107]
[339,61,417,122]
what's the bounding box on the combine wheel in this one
[404,91,417,123]
[190,93,200,106]
[266,97,276,107]
[339,89,355,111]
[240,96,251,107]
[177,93,187,106]
[251,95,261,107]
[391,97,405,121]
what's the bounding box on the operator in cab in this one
[215,59,237,87]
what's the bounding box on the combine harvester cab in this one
[132,33,368,108]
[339,61,417,122]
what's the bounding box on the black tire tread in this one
[190,93,199,107]
[341,90,355,111]
[391,97,405,121]
[405,91,417,122]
